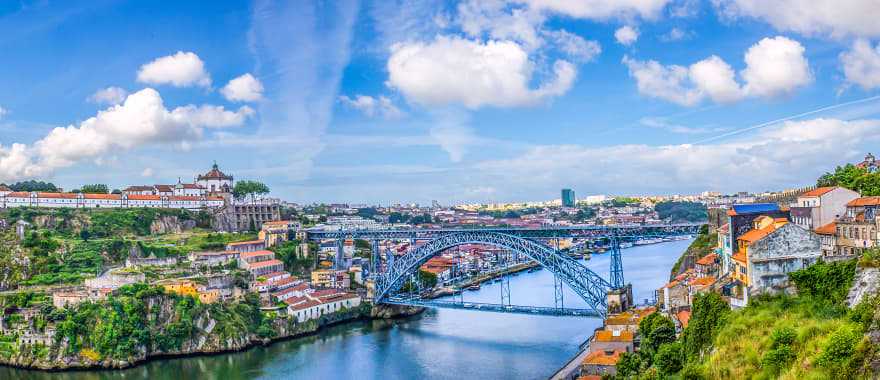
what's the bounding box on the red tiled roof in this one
[83,193,120,200]
[732,252,747,263]
[0,185,11,191]
[582,350,623,366]
[240,250,273,259]
[676,310,692,328]
[37,192,77,199]
[6,192,29,197]
[127,194,161,201]
[815,222,837,235]
[272,283,310,297]
[228,240,264,247]
[594,330,634,342]
[737,224,781,243]
[168,196,201,201]
[696,253,718,266]
[848,197,880,207]
[690,276,717,287]
[247,259,283,269]
[801,187,836,197]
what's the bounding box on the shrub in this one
[788,259,857,304]
[815,325,863,373]
[654,341,684,376]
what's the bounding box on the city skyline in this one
[3,1,880,204]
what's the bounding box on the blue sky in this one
[2,0,880,204]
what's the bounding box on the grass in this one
[700,295,864,379]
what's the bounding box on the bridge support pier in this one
[335,238,345,269]
[609,236,625,290]
[554,274,564,310]
[370,239,379,276]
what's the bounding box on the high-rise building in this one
[561,188,576,207]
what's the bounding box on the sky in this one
[3,0,880,205]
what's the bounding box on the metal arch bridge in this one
[301,224,702,317]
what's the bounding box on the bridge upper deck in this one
[302,223,703,241]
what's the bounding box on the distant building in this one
[835,197,880,257]
[561,188,576,207]
[259,220,298,248]
[856,153,880,173]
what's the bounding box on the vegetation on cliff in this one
[670,225,716,279]
[617,259,879,379]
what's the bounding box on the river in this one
[1,239,691,380]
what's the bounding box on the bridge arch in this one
[373,231,612,315]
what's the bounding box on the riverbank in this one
[0,296,422,372]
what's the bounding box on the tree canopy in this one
[233,180,270,202]
[80,184,109,194]
[655,201,708,223]
[4,180,59,192]
[817,164,880,195]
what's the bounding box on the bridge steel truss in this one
[304,223,702,317]
[372,231,613,315]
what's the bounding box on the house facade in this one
[789,187,859,231]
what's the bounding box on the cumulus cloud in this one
[220,73,264,102]
[521,0,672,20]
[88,87,127,105]
[136,51,212,88]
[741,36,812,97]
[458,0,545,50]
[339,94,403,119]
[0,88,253,182]
[840,39,880,90]
[623,36,810,106]
[714,0,880,38]
[141,167,154,177]
[615,26,639,45]
[660,27,691,41]
[387,36,577,109]
[473,118,880,195]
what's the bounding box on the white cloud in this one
[88,86,128,105]
[623,36,810,106]
[660,27,691,41]
[387,36,577,109]
[458,0,545,50]
[615,26,639,46]
[689,55,744,103]
[473,118,880,195]
[0,88,253,182]
[220,73,264,102]
[840,39,880,90]
[141,167,154,177]
[0,106,7,120]
[545,29,602,63]
[714,0,880,38]
[136,51,211,88]
[521,0,672,20]
[622,56,703,106]
[339,94,403,119]
[741,36,812,97]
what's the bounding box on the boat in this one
[467,284,481,291]
[493,277,502,283]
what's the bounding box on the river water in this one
[2,239,691,380]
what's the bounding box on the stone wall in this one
[748,224,821,294]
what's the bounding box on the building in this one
[259,220,298,248]
[244,259,285,278]
[310,269,350,289]
[789,187,858,230]
[580,350,623,378]
[189,251,240,267]
[603,307,655,333]
[694,253,719,278]
[1,191,224,210]
[227,240,266,253]
[856,153,880,173]
[284,289,361,323]
[590,330,634,353]
[561,188,576,207]
[836,197,880,257]
[734,216,788,287]
[161,279,220,304]
[238,250,275,266]
[227,202,282,232]
[737,217,821,294]
[196,162,234,195]
[815,222,838,258]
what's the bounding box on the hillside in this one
[618,259,880,379]
[669,225,716,280]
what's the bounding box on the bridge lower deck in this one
[382,297,603,317]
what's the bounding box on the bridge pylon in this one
[609,235,625,290]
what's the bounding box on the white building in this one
[0,191,223,210]
[284,289,361,323]
[196,162,233,195]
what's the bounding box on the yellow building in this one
[733,216,788,287]
[163,280,218,304]
[259,220,296,248]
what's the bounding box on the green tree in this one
[233,180,270,203]
[654,341,684,376]
[682,292,730,360]
[7,180,58,192]
[639,312,676,355]
[80,184,109,194]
